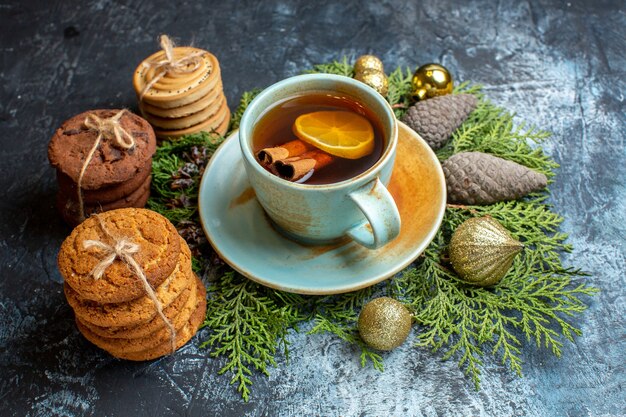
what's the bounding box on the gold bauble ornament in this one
[354,55,385,74]
[411,63,453,101]
[354,69,389,96]
[358,297,412,351]
[449,217,524,287]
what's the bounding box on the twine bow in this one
[84,215,177,353]
[138,34,206,101]
[76,110,135,221]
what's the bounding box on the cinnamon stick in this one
[256,139,313,164]
[274,150,335,182]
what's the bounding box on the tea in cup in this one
[239,73,400,249]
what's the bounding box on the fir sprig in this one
[308,287,384,370]
[230,89,261,131]
[149,132,223,224]
[385,67,413,118]
[149,57,597,400]
[200,272,307,401]
[305,56,354,77]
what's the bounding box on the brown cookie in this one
[77,273,193,339]
[65,240,192,326]
[58,208,182,304]
[48,109,156,190]
[56,157,152,204]
[110,275,206,361]
[75,271,199,353]
[57,174,152,227]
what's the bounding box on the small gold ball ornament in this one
[354,55,385,74]
[353,55,388,96]
[449,217,524,287]
[358,297,412,351]
[354,70,389,96]
[411,63,453,101]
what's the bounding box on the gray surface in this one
[0,0,624,416]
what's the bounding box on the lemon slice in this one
[293,111,375,159]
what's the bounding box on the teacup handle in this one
[346,177,401,249]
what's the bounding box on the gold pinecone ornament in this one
[358,297,412,351]
[443,152,548,205]
[353,55,388,96]
[401,94,478,150]
[449,217,524,287]
[411,63,454,100]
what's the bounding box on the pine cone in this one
[443,152,548,205]
[401,94,477,150]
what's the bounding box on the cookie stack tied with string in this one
[133,35,230,139]
[48,109,156,227]
[58,208,206,361]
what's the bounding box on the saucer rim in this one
[198,121,447,295]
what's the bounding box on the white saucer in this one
[198,121,446,295]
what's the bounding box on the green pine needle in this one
[148,56,598,400]
[200,272,307,401]
[305,56,354,77]
[230,89,261,131]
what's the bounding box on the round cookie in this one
[58,208,182,304]
[65,240,192,326]
[48,109,156,190]
[139,80,224,119]
[154,106,230,139]
[110,275,206,361]
[76,272,199,354]
[142,95,226,130]
[134,48,222,109]
[57,176,151,227]
[78,273,193,339]
[56,157,152,204]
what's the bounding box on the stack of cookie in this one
[48,109,157,227]
[133,36,230,139]
[58,208,206,361]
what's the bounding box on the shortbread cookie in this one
[139,80,224,119]
[134,48,222,109]
[154,106,230,139]
[142,95,226,130]
[58,208,182,304]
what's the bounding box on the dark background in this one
[1,0,624,416]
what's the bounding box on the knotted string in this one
[76,110,135,221]
[83,215,177,353]
[138,34,206,101]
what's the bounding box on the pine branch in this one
[149,132,223,225]
[386,67,413,119]
[307,287,385,370]
[200,272,306,401]
[306,56,354,77]
[230,89,261,131]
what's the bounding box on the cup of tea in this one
[239,73,400,249]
